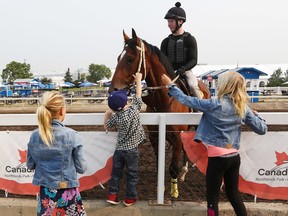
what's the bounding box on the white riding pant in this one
[184,70,202,98]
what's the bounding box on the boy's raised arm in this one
[134,72,143,98]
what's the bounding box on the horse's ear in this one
[123,30,130,43]
[132,28,141,45]
[132,28,137,39]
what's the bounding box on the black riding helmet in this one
[164,2,186,22]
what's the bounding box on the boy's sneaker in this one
[107,194,121,205]
[123,197,138,207]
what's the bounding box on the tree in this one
[41,77,52,85]
[283,69,288,84]
[1,61,33,83]
[86,64,112,83]
[64,68,73,83]
[267,68,284,87]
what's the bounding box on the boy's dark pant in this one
[109,148,139,199]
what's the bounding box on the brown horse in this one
[109,29,210,198]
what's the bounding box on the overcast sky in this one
[1,0,288,76]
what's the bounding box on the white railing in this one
[1,112,288,204]
[1,95,288,107]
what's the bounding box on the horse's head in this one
[109,29,149,94]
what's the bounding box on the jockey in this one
[161,2,202,98]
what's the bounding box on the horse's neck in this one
[143,63,171,111]
[146,59,168,87]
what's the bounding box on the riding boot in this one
[190,86,203,99]
[185,70,202,98]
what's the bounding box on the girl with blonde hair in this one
[27,91,87,216]
[162,71,267,216]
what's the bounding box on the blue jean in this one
[108,148,139,199]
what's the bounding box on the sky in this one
[1,0,288,77]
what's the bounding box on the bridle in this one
[136,40,147,80]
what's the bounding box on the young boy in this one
[104,72,145,207]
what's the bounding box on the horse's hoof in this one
[171,190,179,198]
[179,166,188,182]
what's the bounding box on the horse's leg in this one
[178,125,196,182]
[167,130,183,198]
[147,125,159,160]
[179,150,189,182]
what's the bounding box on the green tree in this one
[1,61,33,83]
[73,72,86,88]
[64,68,73,83]
[283,69,288,84]
[41,77,52,85]
[267,68,284,87]
[80,73,86,82]
[86,64,112,83]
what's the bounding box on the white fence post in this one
[157,114,166,204]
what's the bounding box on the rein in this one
[135,39,180,91]
[136,40,147,80]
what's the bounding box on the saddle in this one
[176,76,200,114]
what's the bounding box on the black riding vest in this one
[167,32,188,65]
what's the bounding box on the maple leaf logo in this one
[275,151,288,166]
[18,149,27,164]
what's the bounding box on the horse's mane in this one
[143,40,176,79]
[126,38,176,79]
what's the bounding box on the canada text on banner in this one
[0,131,117,195]
[181,131,288,200]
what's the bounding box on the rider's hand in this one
[175,66,186,77]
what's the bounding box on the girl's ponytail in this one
[37,91,65,146]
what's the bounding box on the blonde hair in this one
[217,71,249,118]
[37,91,65,146]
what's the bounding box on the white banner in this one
[1,130,288,200]
[0,131,117,195]
[239,132,288,187]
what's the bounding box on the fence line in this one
[1,112,288,204]
[1,95,288,106]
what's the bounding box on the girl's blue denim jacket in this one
[27,119,87,189]
[168,85,267,149]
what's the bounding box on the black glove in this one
[175,66,186,77]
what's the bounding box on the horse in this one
[109,29,211,198]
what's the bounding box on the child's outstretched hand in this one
[161,74,172,86]
[133,72,142,82]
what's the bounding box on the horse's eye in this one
[127,57,134,64]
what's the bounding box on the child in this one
[104,72,145,207]
[26,91,87,216]
[161,71,267,216]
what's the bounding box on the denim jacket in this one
[27,119,87,189]
[168,85,267,149]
